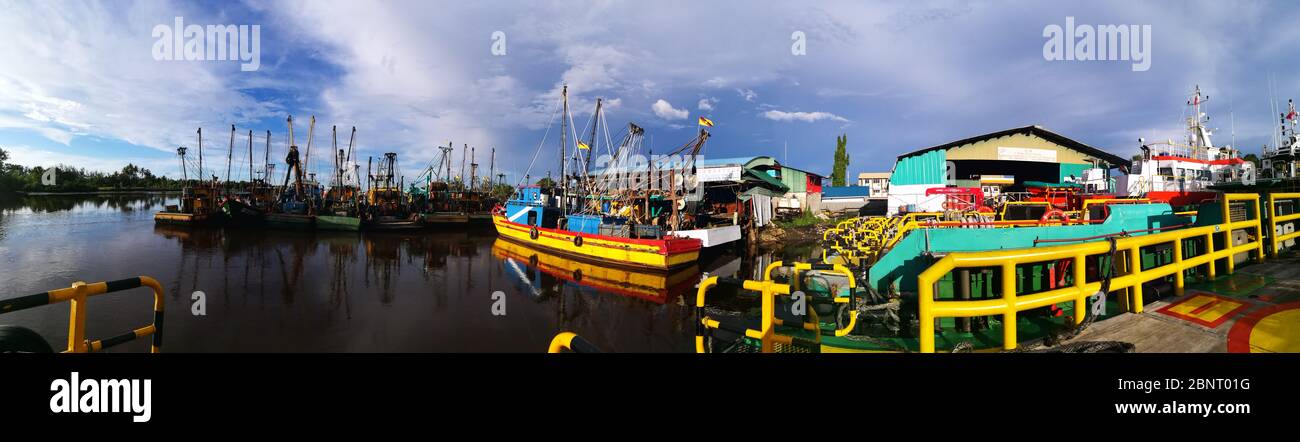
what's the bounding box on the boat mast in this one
[305,116,316,183]
[332,125,340,190]
[197,127,203,184]
[560,85,569,214]
[247,129,253,191]
[586,98,602,177]
[470,146,477,191]
[177,146,187,182]
[264,130,271,185]
[226,124,235,188]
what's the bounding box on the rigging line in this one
[515,92,564,189]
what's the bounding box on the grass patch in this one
[774,210,823,229]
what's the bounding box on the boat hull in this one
[1144,191,1220,207]
[492,214,700,271]
[265,213,316,229]
[316,215,361,231]
[421,212,470,224]
[365,216,423,230]
[153,211,214,225]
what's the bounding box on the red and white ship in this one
[1118,85,1254,207]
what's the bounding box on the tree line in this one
[0,147,183,192]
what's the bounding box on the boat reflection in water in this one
[492,238,701,304]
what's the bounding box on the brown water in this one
[0,194,790,353]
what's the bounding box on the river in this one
[0,193,808,352]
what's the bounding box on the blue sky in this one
[1,0,1296,183]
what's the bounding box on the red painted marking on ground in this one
[1228,302,1300,353]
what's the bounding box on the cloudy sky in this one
[0,0,1295,184]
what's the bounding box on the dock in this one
[1068,254,1300,353]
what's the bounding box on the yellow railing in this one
[916,194,1264,353]
[547,331,600,353]
[0,276,165,353]
[1266,192,1300,258]
[763,261,858,337]
[695,276,796,353]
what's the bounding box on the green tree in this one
[1243,153,1261,169]
[536,177,555,188]
[831,134,849,187]
[0,147,8,168]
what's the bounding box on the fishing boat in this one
[1119,85,1255,207]
[319,126,363,231]
[492,85,701,270]
[362,152,421,230]
[155,129,221,225]
[1262,99,1300,181]
[265,115,320,230]
[410,142,500,226]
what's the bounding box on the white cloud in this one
[737,88,758,102]
[651,99,688,120]
[762,110,849,123]
[0,2,283,154]
[698,97,718,111]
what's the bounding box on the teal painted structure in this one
[1058,163,1092,182]
[889,149,946,186]
[866,202,1212,294]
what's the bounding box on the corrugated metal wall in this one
[889,149,947,186]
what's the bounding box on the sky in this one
[1,0,1297,185]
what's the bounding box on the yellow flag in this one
[577,141,590,150]
[698,116,714,127]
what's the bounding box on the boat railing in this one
[0,276,165,353]
[547,332,601,353]
[762,261,858,337]
[917,193,1265,353]
[695,276,803,353]
[1266,192,1300,258]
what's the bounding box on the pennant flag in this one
[577,141,590,150]
[698,116,714,127]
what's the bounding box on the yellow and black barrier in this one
[763,261,858,337]
[917,194,1264,353]
[547,332,601,353]
[696,275,822,353]
[0,276,165,353]
[1266,192,1300,258]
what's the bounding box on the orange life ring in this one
[1040,209,1067,224]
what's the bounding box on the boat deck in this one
[1066,253,1300,353]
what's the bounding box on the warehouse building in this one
[887,125,1130,214]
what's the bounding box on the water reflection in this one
[0,193,808,352]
